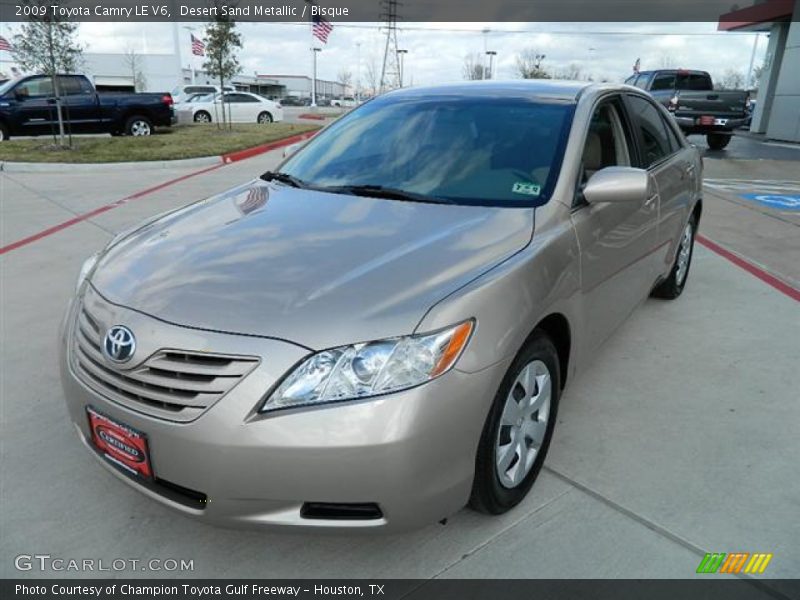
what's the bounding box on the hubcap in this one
[259,113,271,123]
[131,121,150,136]
[495,360,552,489]
[196,114,210,123]
[676,222,693,285]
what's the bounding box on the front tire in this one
[706,133,731,150]
[652,215,696,299]
[125,115,152,136]
[0,121,9,141]
[257,111,273,124]
[470,332,560,515]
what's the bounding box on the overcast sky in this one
[2,21,767,87]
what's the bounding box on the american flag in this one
[632,57,641,74]
[312,15,333,44]
[0,36,12,52]
[191,34,205,57]
[236,186,268,215]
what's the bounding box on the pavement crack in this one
[543,465,795,600]
[2,173,116,235]
[427,487,573,580]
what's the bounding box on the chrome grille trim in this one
[71,303,260,423]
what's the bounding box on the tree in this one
[336,68,353,94]
[123,47,147,92]
[12,3,83,146]
[463,53,488,81]
[516,49,550,79]
[364,58,379,97]
[202,14,242,130]
[719,68,745,90]
[553,63,584,81]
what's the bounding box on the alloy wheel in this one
[130,120,151,136]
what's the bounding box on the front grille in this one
[72,304,259,422]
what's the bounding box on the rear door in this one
[224,93,259,122]
[625,94,696,279]
[571,95,660,350]
[59,76,100,133]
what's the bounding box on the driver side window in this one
[578,101,632,195]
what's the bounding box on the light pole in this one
[397,49,408,88]
[356,41,362,101]
[485,50,497,80]
[481,28,490,79]
[311,47,321,108]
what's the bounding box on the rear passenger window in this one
[627,96,673,167]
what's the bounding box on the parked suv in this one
[626,69,749,150]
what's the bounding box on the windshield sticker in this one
[512,182,541,197]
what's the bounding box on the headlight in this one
[261,320,474,412]
[75,253,99,292]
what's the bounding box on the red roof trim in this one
[718,0,794,30]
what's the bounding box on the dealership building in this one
[720,0,800,142]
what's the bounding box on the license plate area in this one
[86,406,153,480]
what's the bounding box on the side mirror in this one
[583,166,649,204]
[13,89,25,101]
[282,142,303,158]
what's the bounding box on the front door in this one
[571,96,660,351]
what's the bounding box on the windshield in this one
[280,95,574,206]
[0,79,18,96]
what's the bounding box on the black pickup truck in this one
[625,69,749,150]
[0,74,175,141]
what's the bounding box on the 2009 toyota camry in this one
[60,81,702,531]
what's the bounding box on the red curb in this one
[297,113,326,121]
[1,134,313,256]
[696,234,800,302]
[220,130,317,164]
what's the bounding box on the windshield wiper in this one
[321,184,453,204]
[260,171,307,189]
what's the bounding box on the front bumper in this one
[59,288,507,532]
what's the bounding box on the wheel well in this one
[692,198,703,227]
[535,313,571,389]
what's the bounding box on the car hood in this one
[92,181,533,350]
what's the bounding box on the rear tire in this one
[125,115,152,136]
[706,133,731,150]
[470,331,560,515]
[652,215,696,300]
[194,111,212,124]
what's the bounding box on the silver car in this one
[60,81,702,531]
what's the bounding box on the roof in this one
[382,79,595,102]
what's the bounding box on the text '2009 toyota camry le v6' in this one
[60,81,702,532]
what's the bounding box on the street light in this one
[311,47,321,108]
[397,49,408,88]
[485,51,497,80]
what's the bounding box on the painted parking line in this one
[696,234,800,302]
[0,132,315,257]
[0,162,223,256]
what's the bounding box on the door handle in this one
[682,164,695,180]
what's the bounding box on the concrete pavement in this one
[1,151,798,585]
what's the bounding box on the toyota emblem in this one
[103,325,136,363]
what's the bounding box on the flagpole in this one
[307,0,318,108]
